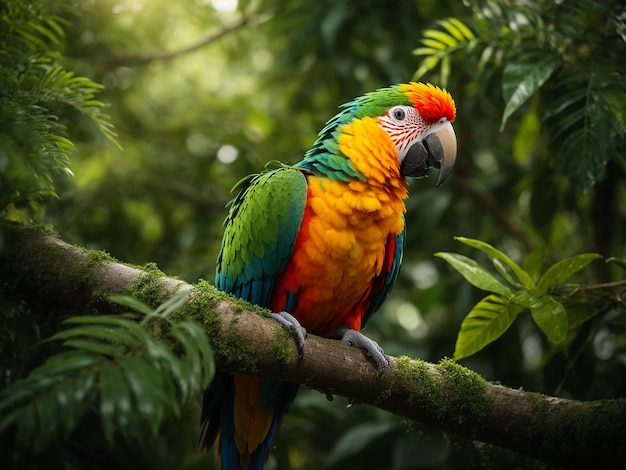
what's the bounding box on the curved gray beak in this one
[400,121,457,188]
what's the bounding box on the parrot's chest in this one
[271,177,406,335]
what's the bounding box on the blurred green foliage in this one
[0,0,117,218]
[1,0,625,468]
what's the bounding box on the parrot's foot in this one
[332,326,389,373]
[271,311,307,359]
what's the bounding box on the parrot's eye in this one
[390,106,406,122]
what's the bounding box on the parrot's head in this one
[304,82,457,189]
[355,82,457,187]
[387,83,456,187]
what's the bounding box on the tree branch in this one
[1,221,624,469]
[106,15,253,67]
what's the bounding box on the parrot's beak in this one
[400,121,457,188]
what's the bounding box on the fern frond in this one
[0,0,118,213]
[423,29,459,48]
[439,17,474,42]
[412,17,475,85]
[0,293,214,451]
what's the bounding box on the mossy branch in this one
[1,221,624,470]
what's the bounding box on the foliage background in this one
[1,0,625,468]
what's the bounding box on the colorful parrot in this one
[201,82,457,469]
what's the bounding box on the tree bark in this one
[1,221,624,470]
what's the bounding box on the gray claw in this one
[332,326,389,373]
[271,311,307,358]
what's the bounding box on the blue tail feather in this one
[201,374,299,469]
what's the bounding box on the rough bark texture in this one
[1,221,625,469]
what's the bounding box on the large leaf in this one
[530,296,568,345]
[546,71,622,189]
[435,252,512,297]
[558,88,616,189]
[454,295,523,359]
[454,237,535,289]
[501,55,562,130]
[537,253,602,292]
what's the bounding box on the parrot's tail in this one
[201,373,299,470]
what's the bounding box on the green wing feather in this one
[215,167,308,307]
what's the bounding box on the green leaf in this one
[55,371,95,437]
[30,352,97,379]
[556,86,617,189]
[512,99,541,165]
[537,253,602,292]
[435,252,512,297]
[422,29,458,48]
[512,290,540,309]
[530,296,568,345]
[99,364,132,444]
[61,339,125,357]
[62,313,138,325]
[412,47,439,56]
[602,87,626,133]
[440,55,451,88]
[109,294,154,315]
[421,38,448,50]
[454,237,536,289]
[437,18,466,42]
[524,245,547,280]
[119,357,168,437]
[153,290,191,317]
[566,304,603,329]
[172,320,215,389]
[454,295,523,359]
[412,56,440,81]
[47,324,135,347]
[477,45,495,73]
[0,352,97,450]
[492,258,524,289]
[446,17,474,41]
[63,315,154,346]
[501,55,562,130]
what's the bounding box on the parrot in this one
[200,82,457,469]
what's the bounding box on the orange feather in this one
[270,117,407,336]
